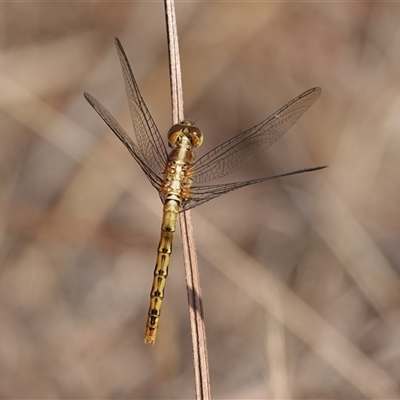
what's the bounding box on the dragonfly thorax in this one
[167,120,203,148]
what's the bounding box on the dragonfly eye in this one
[168,124,184,146]
[167,123,203,148]
[188,127,203,148]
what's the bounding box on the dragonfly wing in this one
[181,165,326,211]
[115,38,169,176]
[84,92,163,190]
[192,87,321,183]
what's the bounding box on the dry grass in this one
[1,2,400,399]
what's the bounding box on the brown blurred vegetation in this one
[0,2,399,399]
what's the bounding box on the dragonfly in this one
[84,38,325,345]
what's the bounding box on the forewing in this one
[193,87,321,183]
[84,92,163,191]
[115,38,169,175]
[181,166,326,211]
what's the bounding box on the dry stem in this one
[164,1,211,399]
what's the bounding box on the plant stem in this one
[164,1,211,399]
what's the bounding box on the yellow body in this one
[144,122,202,345]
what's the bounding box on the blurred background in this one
[1,1,400,399]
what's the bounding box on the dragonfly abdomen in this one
[145,198,180,345]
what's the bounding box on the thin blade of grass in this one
[164,1,211,399]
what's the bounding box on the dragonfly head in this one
[168,121,203,148]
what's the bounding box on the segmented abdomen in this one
[144,198,180,344]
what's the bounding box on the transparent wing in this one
[192,87,321,183]
[84,92,163,191]
[181,166,326,211]
[115,38,169,176]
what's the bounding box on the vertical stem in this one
[164,1,211,399]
